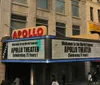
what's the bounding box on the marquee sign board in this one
[52,39,100,59]
[7,39,45,59]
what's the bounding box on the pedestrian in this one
[51,75,59,85]
[0,80,6,85]
[61,72,66,85]
[92,72,98,84]
[87,72,92,85]
[13,77,21,85]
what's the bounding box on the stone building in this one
[86,0,100,78]
[0,0,91,85]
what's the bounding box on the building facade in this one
[86,0,100,78]
[0,0,90,85]
[86,0,100,34]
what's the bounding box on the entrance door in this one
[6,63,30,85]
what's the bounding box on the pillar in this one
[48,0,56,35]
[85,62,91,79]
[27,0,36,27]
[30,64,34,85]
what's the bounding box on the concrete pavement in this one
[73,81,100,85]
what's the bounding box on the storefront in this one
[1,26,100,85]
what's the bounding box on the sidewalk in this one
[73,80,100,85]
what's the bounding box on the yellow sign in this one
[89,23,100,32]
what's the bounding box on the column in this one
[0,0,12,37]
[85,62,91,79]
[30,64,34,85]
[48,0,56,35]
[0,0,12,82]
[65,0,73,36]
[27,0,36,27]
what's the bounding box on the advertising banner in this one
[52,39,100,59]
[8,39,45,59]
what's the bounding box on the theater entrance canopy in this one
[1,35,100,63]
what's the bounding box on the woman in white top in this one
[51,75,59,85]
[88,72,92,85]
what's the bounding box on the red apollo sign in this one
[12,26,47,39]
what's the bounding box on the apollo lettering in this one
[12,26,47,39]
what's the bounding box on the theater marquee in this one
[8,39,45,59]
[52,39,100,59]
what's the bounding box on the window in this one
[36,19,48,35]
[56,22,65,37]
[36,0,48,9]
[56,0,65,13]
[36,19,48,27]
[98,10,100,22]
[72,0,79,17]
[72,25,80,35]
[11,14,26,33]
[13,0,27,4]
[90,7,93,21]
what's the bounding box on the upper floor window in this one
[72,25,80,35]
[56,22,65,37]
[11,14,26,33]
[36,18,48,34]
[56,0,65,14]
[36,0,48,9]
[90,7,93,21]
[13,0,27,4]
[36,19,48,27]
[98,10,100,22]
[72,0,79,17]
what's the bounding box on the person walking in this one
[13,77,21,85]
[51,75,59,85]
[92,72,98,84]
[0,80,6,85]
[61,72,66,85]
[87,72,92,85]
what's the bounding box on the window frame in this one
[10,14,26,34]
[36,19,48,27]
[56,0,65,14]
[12,0,27,6]
[36,0,49,10]
[72,0,79,17]
[56,22,66,37]
[90,7,93,21]
[98,9,100,22]
[72,25,80,35]
[36,18,48,34]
